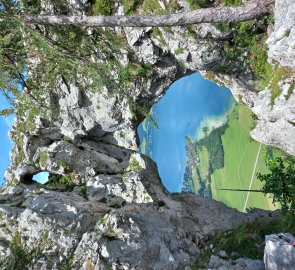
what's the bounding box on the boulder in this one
[264,233,295,270]
[208,255,264,270]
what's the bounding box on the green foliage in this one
[137,63,153,78]
[122,0,180,15]
[216,16,295,106]
[279,210,295,234]
[0,230,49,270]
[205,214,295,263]
[119,62,153,83]
[0,11,37,116]
[79,186,88,200]
[257,155,295,213]
[191,250,212,269]
[0,108,14,117]
[120,171,130,183]
[197,124,228,172]
[248,39,270,79]
[186,0,214,9]
[285,80,295,100]
[39,151,48,166]
[47,174,76,191]
[129,157,143,173]
[223,0,242,6]
[151,27,167,45]
[215,17,272,78]
[107,264,114,270]
[188,0,242,8]
[97,217,106,226]
[63,135,72,142]
[257,66,295,106]
[57,251,75,270]
[157,200,166,207]
[122,0,141,14]
[186,0,242,9]
[220,22,257,63]
[193,214,295,267]
[202,126,209,136]
[212,225,264,259]
[1,6,127,125]
[128,99,159,129]
[66,228,72,236]
[92,0,113,15]
[0,231,32,269]
[58,160,71,172]
[141,0,162,14]
[174,48,184,55]
[250,111,258,130]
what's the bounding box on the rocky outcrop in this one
[0,0,293,269]
[251,0,295,155]
[264,233,295,270]
[267,0,295,69]
[207,255,264,270]
[0,180,279,269]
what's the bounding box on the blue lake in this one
[137,73,234,192]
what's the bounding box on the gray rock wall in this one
[267,0,295,69]
[0,0,293,269]
[264,233,295,270]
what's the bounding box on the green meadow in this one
[211,103,277,212]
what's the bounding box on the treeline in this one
[182,123,228,197]
[196,123,228,173]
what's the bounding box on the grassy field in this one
[211,103,277,212]
[198,146,209,179]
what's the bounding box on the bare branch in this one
[20,1,274,28]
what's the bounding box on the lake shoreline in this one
[137,73,233,192]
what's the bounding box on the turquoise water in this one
[137,73,233,192]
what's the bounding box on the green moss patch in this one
[92,0,113,15]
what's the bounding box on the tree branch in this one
[20,1,274,27]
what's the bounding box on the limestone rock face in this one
[251,81,295,155]
[0,0,292,269]
[208,255,264,270]
[267,0,295,69]
[264,233,295,270]
[0,183,279,269]
[251,0,295,155]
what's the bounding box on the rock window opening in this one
[137,72,276,212]
[32,171,50,184]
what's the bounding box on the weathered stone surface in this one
[267,0,295,69]
[208,255,264,270]
[0,182,279,269]
[251,77,295,155]
[264,233,295,270]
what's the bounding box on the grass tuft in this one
[129,157,143,173]
[92,0,113,15]
[122,0,140,14]
[193,212,295,268]
[39,151,48,166]
[258,66,295,107]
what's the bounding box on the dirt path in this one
[237,142,250,204]
[243,143,262,212]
